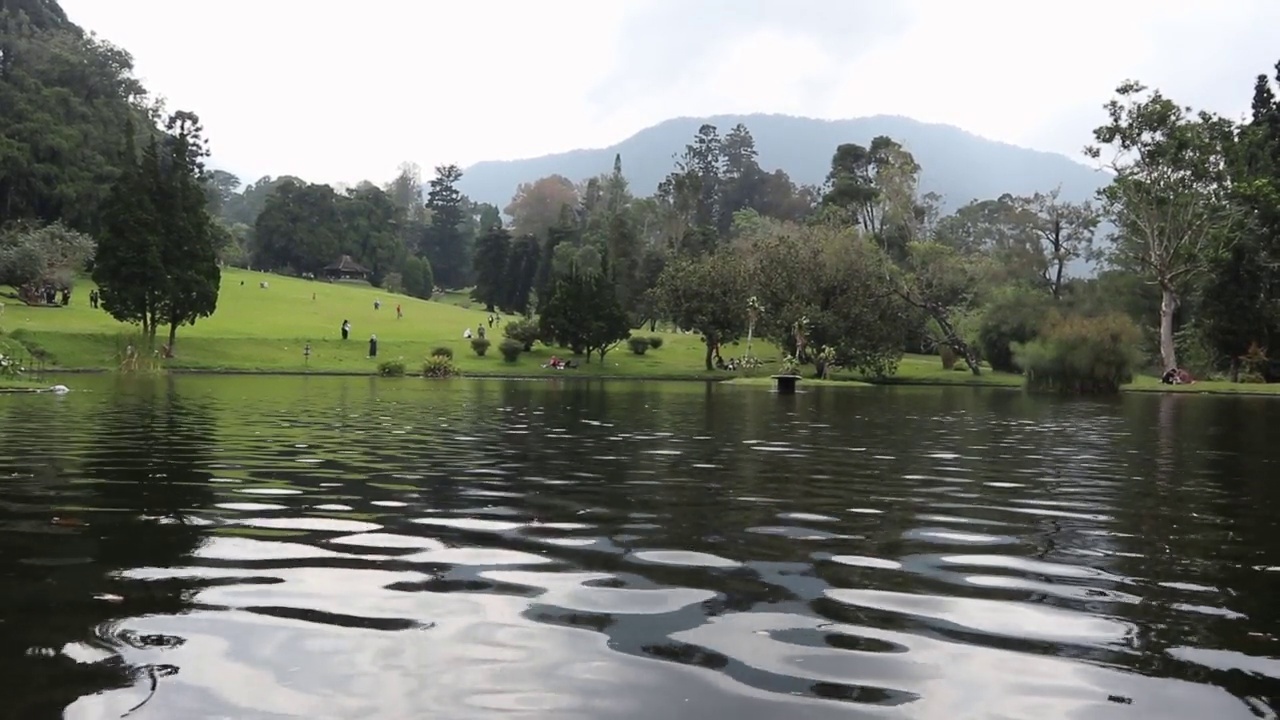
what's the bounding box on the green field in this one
[0,268,737,378]
[2,267,1279,395]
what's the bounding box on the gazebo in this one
[323,255,370,282]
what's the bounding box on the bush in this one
[422,355,460,378]
[627,336,650,355]
[504,318,540,351]
[470,337,491,357]
[430,346,454,359]
[978,288,1052,373]
[1013,312,1142,395]
[0,352,24,380]
[647,336,664,350]
[498,338,524,363]
[376,359,406,377]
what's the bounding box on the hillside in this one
[0,269,720,376]
[457,114,1109,211]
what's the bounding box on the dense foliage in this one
[93,112,222,350]
[1014,313,1143,394]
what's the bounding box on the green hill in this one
[0,269,722,376]
[457,113,1108,211]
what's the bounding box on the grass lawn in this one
[1124,374,1280,395]
[0,268,733,378]
[4,268,1280,395]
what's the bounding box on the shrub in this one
[647,336,664,350]
[504,318,540,351]
[0,353,23,380]
[430,346,454,359]
[377,359,406,377]
[1013,312,1142,395]
[627,336,650,355]
[470,337,491,357]
[498,338,524,363]
[979,288,1052,373]
[422,355,460,378]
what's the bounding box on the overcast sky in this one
[60,0,1280,188]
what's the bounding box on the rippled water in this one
[2,376,1279,719]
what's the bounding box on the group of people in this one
[1161,367,1196,385]
[19,284,70,306]
[542,355,576,370]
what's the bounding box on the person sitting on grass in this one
[1161,367,1196,385]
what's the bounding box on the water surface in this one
[2,376,1278,719]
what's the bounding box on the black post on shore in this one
[772,374,800,395]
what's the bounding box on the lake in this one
[1,376,1278,719]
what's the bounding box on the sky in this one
[59,0,1280,189]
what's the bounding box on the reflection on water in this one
[2,376,1279,719]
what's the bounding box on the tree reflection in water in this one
[0,378,214,718]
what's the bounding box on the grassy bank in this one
[1,268,730,378]
[4,268,1280,395]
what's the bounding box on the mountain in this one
[457,113,1109,212]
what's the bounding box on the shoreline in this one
[11,366,1280,397]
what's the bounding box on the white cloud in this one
[58,0,1280,187]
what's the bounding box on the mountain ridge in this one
[457,113,1109,212]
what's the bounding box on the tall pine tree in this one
[157,111,220,352]
[94,112,220,352]
[94,124,165,339]
[471,224,511,311]
[424,164,468,288]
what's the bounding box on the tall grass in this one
[1014,312,1142,395]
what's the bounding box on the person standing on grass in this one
[396,304,402,319]
[374,298,381,311]
[368,334,378,358]
[341,319,350,340]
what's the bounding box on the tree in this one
[504,175,579,238]
[400,255,434,300]
[384,162,426,223]
[95,111,221,349]
[94,130,165,337]
[1,8,150,233]
[1020,189,1101,299]
[538,254,630,362]
[821,136,923,259]
[653,251,750,370]
[203,169,241,217]
[896,241,988,375]
[219,175,302,228]
[1085,80,1239,371]
[424,164,469,288]
[1199,63,1280,379]
[657,124,724,255]
[0,221,94,295]
[718,123,764,235]
[156,111,220,351]
[252,181,344,273]
[535,211,576,309]
[747,222,906,377]
[341,184,403,287]
[500,234,540,315]
[471,224,510,311]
